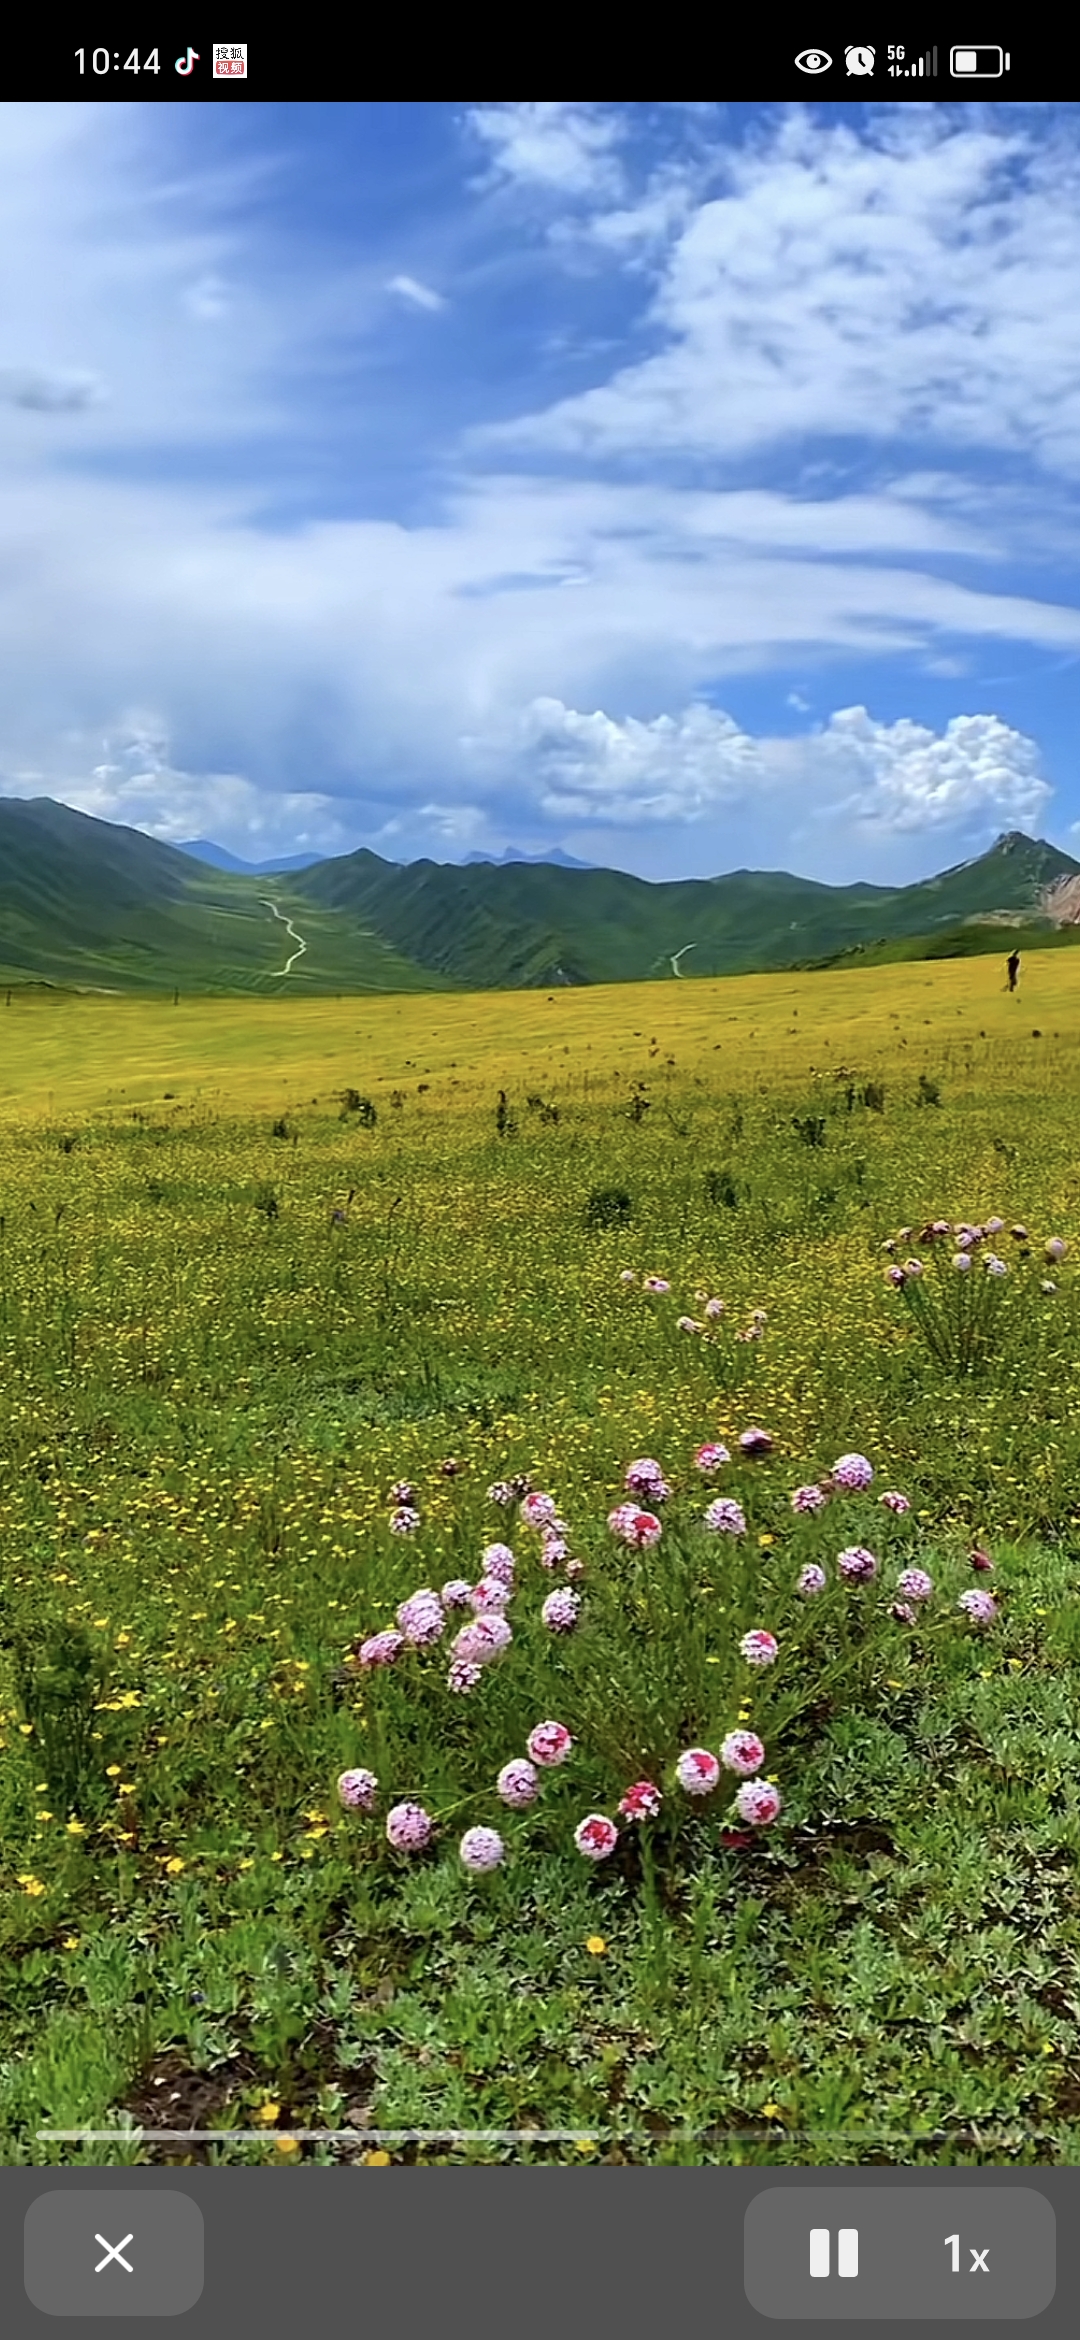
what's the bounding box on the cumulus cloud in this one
[481,695,1051,851]
[466,102,627,200]
[807,707,1052,836]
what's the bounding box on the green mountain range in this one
[1,795,1078,997]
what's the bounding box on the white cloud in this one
[808,707,1052,836]
[0,103,1075,885]
[6,714,349,859]
[466,103,626,200]
[479,695,1051,849]
[386,274,446,313]
[483,114,1080,474]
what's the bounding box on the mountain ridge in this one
[0,795,1077,996]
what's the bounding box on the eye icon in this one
[795,46,832,70]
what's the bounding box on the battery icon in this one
[950,43,1009,73]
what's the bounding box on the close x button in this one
[25,2190,204,2317]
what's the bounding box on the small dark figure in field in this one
[1006,950,1020,993]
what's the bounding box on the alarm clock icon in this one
[845,44,875,71]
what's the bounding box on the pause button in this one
[810,2228,859,2278]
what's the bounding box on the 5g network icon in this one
[794,47,832,69]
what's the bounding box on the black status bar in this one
[2,39,1076,101]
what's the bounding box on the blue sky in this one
[2,98,1079,884]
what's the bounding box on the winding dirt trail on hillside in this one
[258,898,308,977]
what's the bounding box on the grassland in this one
[1,946,1079,2167]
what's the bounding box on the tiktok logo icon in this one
[175,47,200,72]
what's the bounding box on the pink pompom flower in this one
[704,1497,746,1535]
[357,1629,404,1669]
[609,1503,662,1547]
[1045,1236,1068,1262]
[386,1801,433,1852]
[440,1578,473,1611]
[447,1659,482,1693]
[542,1587,581,1634]
[797,1562,827,1596]
[574,1813,619,1860]
[740,1629,778,1667]
[629,1509,663,1548]
[480,1543,516,1586]
[337,1767,378,1812]
[890,1601,916,1624]
[389,1505,421,1536]
[676,1746,721,1796]
[520,1490,558,1529]
[389,1480,417,1506]
[469,1577,512,1613]
[539,1533,568,1569]
[720,1730,765,1777]
[695,1442,730,1472]
[396,1588,445,1646]
[838,1545,878,1583]
[497,1758,539,1809]
[969,1547,994,1573]
[527,1720,572,1767]
[642,1275,671,1295]
[618,1779,662,1821]
[896,1567,933,1602]
[831,1453,873,1492]
[740,1427,774,1456]
[459,1825,505,1873]
[959,1588,997,1623]
[704,1297,725,1319]
[452,1614,512,1666]
[735,1779,782,1826]
[625,1458,670,1502]
[791,1483,827,1514]
[880,1490,910,1515]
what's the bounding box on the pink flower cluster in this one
[625,1458,671,1503]
[337,1767,378,1812]
[619,1779,662,1820]
[674,1743,781,1826]
[831,1453,873,1492]
[386,1801,433,1852]
[607,1502,662,1548]
[541,1587,580,1634]
[459,1825,504,1874]
[740,1629,779,1667]
[704,1497,746,1535]
[396,1588,445,1647]
[837,1546,878,1584]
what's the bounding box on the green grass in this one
[1,963,1080,2166]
